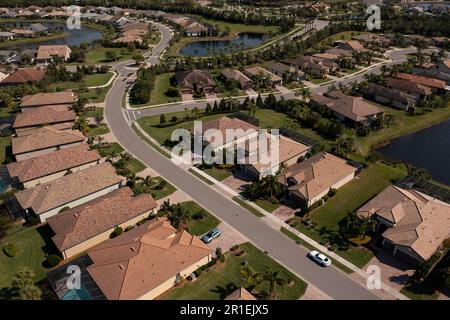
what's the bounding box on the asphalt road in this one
[105,21,383,300]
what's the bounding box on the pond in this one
[378,119,450,186]
[1,21,103,50]
[179,32,269,57]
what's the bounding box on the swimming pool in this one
[62,287,93,300]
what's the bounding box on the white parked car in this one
[308,250,332,267]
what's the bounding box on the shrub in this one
[192,210,205,220]
[3,243,16,257]
[219,255,225,263]
[230,245,239,251]
[170,116,178,122]
[124,225,134,232]
[348,236,372,246]
[165,87,179,97]
[110,226,123,238]
[46,254,62,268]
[328,189,337,197]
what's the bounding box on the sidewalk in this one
[132,122,409,300]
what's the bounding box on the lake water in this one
[1,21,103,50]
[179,32,268,57]
[378,119,450,185]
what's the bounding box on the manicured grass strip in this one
[148,73,180,106]
[280,227,354,274]
[180,201,220,236]
[88,124,109,137]
[160,242,307,300]
[0,225,57,290]
[94,142,124,157]
[253,199,281,213]
[202,166,232,181]
[127,157,146,174]
[189,169,214,185]
[400,283,439,301]
[131,123,171,159]
[134,176,176,201]
[84,107,103,118]
[232,197,264,218]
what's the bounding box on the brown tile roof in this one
[36,45,71,60]
[48,187,157,252]
[282,152,357,201]
[312,91,384,122]
[312,52,340,61]
[244,66,283,82]
[221,69,253,86]
[12,126,85,156]
[365,83,418,105]
[15,162,122,215]
[0,68,46,85]
[385,78,432,96]
[21,91,76,108]
[395,73,448,90]
[13,106,76,129]
[357,186,450,261]
[86,217,211,300]
[340,40,365,51]
[175,69,215,90]
[11,28,34,35]
[7,144,100,183]
[225,287,257,300]
[193,116,258,148]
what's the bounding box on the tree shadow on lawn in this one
[36,224,61,268]
[211,282,239,300]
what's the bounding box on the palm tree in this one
[295,87,311,101]
[170,206,191,231]
[262,268,286,300]
[126,172,141,189]
[141,175,154,193]
[240,265,261,292]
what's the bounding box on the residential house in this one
[86,217,212,300]
[175,69,215,94]
[282,56,326,78]
[20,91,77,111]
[336,40,366,52]
[357,185,450,266]
[0,67,46,86]
[0,71,7,82]
[266,62,305,82]
[15,162,123,222]
[364,83,418,110]
[7,144,101,189]
[12,127,85,161]
[385,77,432,99]
[192,116,258,151]
[436,59,450,75]
[13,106,77,133]
[225,287,257,300]
[242,133,311,179]
[29,23,48,34]
[113,34,143,44]
[414,67,450,85]
[185,22,208,37]
[220,69,253,90]
[36,45,72,64]
[395,73,449,94]
[0,31,15,40]
[47,187,157,259]
[279,152,358,207]
[310,91,385,127]
[244,66,283,86]
[312,52,341,62]
[11,28,35,38]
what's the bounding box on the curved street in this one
[102,21,406,300]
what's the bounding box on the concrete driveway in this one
[181,93,193,102]
[245,88,259,98]
[275,85,292,94]
[206,222,249,256]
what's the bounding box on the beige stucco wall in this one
[61,209,154,259]
[15,141,84,161]
[23,159,102,189]
[38,182,122,222]
[138,254,211,300]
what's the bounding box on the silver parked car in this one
[201,228,221,243]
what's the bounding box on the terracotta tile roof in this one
[443,60,450,69]
[340,40,365,51]
[7,144,100,183]
[312,52,340,61]
[193,116,258,148]
[12,126,85,156]
[48,187,157,252]
[395,73,448,90]
[385,78,432,96]
[365,83,418,105]
[357,186,450,261]
[11,28,34,35]
[247,133,311,173]
[36,45,71,60]
[282,152,357,201]
[0,68,46,85]
[312,91,384,122]
[225,287,257,300]
[175,69,215,90]
[21,91,76,108]
[15,162,123,215]
[86,217,211,300]
[13,106,76,129]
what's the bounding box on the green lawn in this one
[253,199,281,213]
[354,103,450,156]
[232,197,265,217]
[94,142,124,157]
[127,157,146,174]
[188,168,215,185]
[134,176,176,200]
[148,73,180,106]
[0,225,57,291]
[179,201,221,236]
[88,124,109,137]
[78,82,113,103]
[50,72,113,91]
[159,242,307,300]
[85,47,135,64]
[202,166,233,181]
[84,107,104,118]
[0,135,12,165]
[295,161,407,268]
